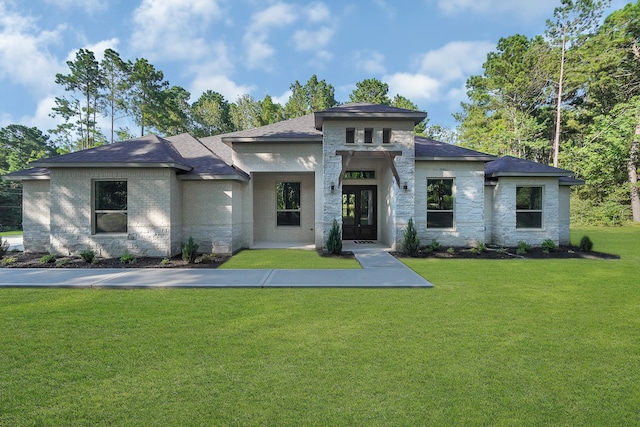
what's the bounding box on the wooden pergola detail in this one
[335,150,403,187]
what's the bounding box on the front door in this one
[342,186,377,240]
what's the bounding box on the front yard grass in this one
[219,248,361,269]
[1,226,639,425]
[0,230,22,236]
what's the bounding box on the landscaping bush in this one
[0,237,9,258]
[79,249,95,264]
[1,255,17,266]
[40,254,56,264]
[579,236,594,252]
[326,218,342,255]
[402,218,420,257]
[182,236,199,263]
[430,240,441,252]
[541,239,557,253]
[119,250,136,264]
[516,241,531,255]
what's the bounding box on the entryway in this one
[342,185,377,240]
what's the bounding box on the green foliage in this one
[0,237,9,258]
[182,237,199,263]
[191,90,233,137]
[285,75,337,118]
[474,241,487,252]
[79,249,95,264]
[446,247,455,255]
[40,254,56,264]
[516,241,531,255]
[119,250,136,264]
[349,78,391,105]
[429,240,441,252]
[326,219,342,255]
[1,255,17,265]
[160,258,171,265]
[55,259,69,267]
[579,236,594,251]
[402,218,420,257]
[541,239,557,252]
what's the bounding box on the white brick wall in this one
[415,161,486,247]
[22,180,51,253]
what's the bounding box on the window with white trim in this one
[94,180,127,233]
[427,179,454,228]
[276,182,301,226]
[516,186,543,228]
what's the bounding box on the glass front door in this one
[342,186,377,240]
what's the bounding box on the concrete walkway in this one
[0,240,432,288]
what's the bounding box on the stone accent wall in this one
[415,161,486,247]
[48,168,180,257]
[491,177,561,247]
[22,180,51,253]
[321,119,416,250]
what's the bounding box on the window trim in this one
[93,179,128,234]
[276,181,301,227]
[516,186,543,229]
[426,178,455,229]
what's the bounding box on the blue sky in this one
[0,0,629,136]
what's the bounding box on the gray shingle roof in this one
[31,135,192,170]
[414,137,496,160]
[220,114,321,141]
[315,102,427,129]
[1,167,50,181]
[485,156,574,177]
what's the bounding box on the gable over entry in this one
[336,150,403,187]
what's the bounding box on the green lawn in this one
[220,248,361,269]
[0,230,22,236]
[1,226,639,425]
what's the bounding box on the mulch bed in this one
[392,245,619,260]
[0,253,230,269]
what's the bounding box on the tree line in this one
[455,0,640,224]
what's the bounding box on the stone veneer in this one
[22,180,51,253]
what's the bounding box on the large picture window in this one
[276,182,301,226]
[94,180,127,233]
[516,186,543,228]
[427,179,454,228]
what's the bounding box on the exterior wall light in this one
[331,181,335,192]
[403,182,408,191]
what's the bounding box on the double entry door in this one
[342,185,377,240]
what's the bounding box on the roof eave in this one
[559,178,585,186]
[222,136,322,143]
[314,111,427,129]
[486,172,575,178]
[416,156,497,162]
[179,173,250,182]
[31,162,193,172]
[1,174,50,181]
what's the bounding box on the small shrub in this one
[402,218,420,257]
[326,218,342,255]
[421,246,434,256]
[430,240,441,252]
[0,237,9,258]
[475,241,487,252]
[120,250,136,264]
[446,247,455,255]
[55,259,69,267]
[79,249,95,264]
[182,236,199,263]
[541,239,557,252]
[160,258,171,265]
[496,247,507,254]
[1,256,17,266]
[40,253,56,264]
[470,247,479,254]
[579,236,594,252]
[516,241,531,255]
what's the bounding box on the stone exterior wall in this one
[491,177,561,246]
[558,186,571,245]
[22,180,51,253]
[415,161,486,247]
[321,119,416,250]
[47,168,180,257]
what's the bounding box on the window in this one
[94,180,127,233]
[276,182,301,226]
[383,128,391,144]
[343,171,375,179]
[364,128,373,143]
[516,186,543,228]
[346,128,355,144]
[427,179,454,228]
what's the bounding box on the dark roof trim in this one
[559,177,585,186]
[30,162,193,171]
[222,136,322,143]
[486,171,574,178]
[179,173,250,182]
[416,156,496,162]
[315,112,427,129]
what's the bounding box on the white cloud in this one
[417,41,494,83]
[385,72,441,102]
[243,3,298,69]
[306,2,330,22]
[271,89,292,106]
[293,26,334,51]
[437,0,558,20]
[189,72,256,103]
[65,38,120,62]
[130,0,222,61]
[0,2,65,95]
[44,0,108,13]
[353,50,386,75]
